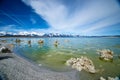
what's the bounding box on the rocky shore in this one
[0,45,78,80]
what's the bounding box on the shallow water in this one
[1,37,120,79]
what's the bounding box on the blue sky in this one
[0,0,120,35]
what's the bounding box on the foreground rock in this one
[66,56,96,73]
[97,49,113,61]
[100,76,120,80]
[0,47,12,53]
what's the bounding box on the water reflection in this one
[15,39,22,46]
[38,39,44,48]
[54,40,59,48]
[28,40,31,47]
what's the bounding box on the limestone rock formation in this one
[66,56,96,73]
[97,49,113,61]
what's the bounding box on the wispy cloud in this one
[0,24,16,31]
[0,24,26,33]
[0,10,25,27]
[22,0,120,35]
[82,11,120,33]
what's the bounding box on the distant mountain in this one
[0,31,76,37]
[0,31,120,37]
[0,32,6,36]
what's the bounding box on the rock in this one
[97,49,113,61]
[47,55,52,57]
[38,40,44,44]
[54,40,59,47]
[1,40,7,43]
[100,77,106,80]
[118,55,120,59]
[0,47,12,53]
[28,40,31,44]
[100,76,120,80]
[108,77,115,80]
[108,77,120,80]
[7,44,14,48]
[38,64,42,66]
[114,77,120,80]
[28,40,31,47]
[15,39,21,43]
[64,40,69,43]
[66,58,76,66]
[66,56,96,73]
[0,47,6,52]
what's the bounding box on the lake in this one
[1,37,120,80]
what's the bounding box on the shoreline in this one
[0,44,79,80]
[1,36,120,38]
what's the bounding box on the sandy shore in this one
[0,44,79,80]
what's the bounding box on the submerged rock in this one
[7,44,14,51]
[100,76,119,80]
[97,49,113,61]
[64,40,69,43]
[100,77,106,80]
[118,55,120,59]
[1,40,7,43]
[66,56,96,73]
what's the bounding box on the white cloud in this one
[82,11,120,33]
[22,0,120,35]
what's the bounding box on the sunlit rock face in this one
[66,56,96,73]
[97,49,113,61]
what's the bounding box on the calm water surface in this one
[1,37,120,80]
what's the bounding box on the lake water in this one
[1,37,120,80]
